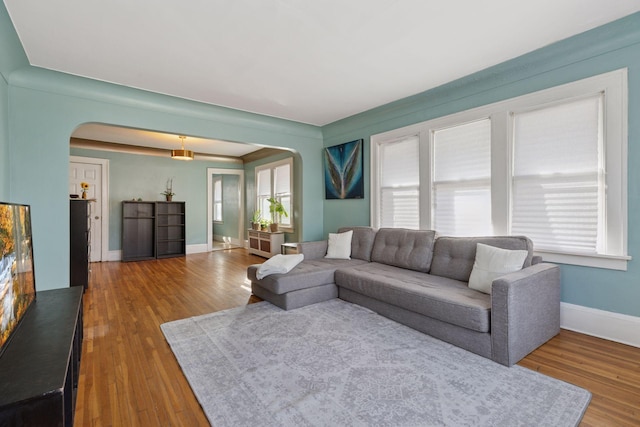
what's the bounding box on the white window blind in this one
[379,135,420,229]
[432,119,492,236]
[256,168,271,218]
[511,95,603,254]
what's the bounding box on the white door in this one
[69,161,103,262]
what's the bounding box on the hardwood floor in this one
[75,249,640,426]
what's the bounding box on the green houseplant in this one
[251,210,262,231]
[267,197,288,232]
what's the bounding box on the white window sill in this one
[535,250,631,271]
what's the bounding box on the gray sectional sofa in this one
[247,227,560,366]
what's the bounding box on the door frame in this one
[70,156,110,262]
[207,168,245,251]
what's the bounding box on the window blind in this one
[511,95,603,253]
[432,119,492,236]
[379,135,419,229]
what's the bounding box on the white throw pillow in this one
[325,230,353,260]
[468,243,528,294]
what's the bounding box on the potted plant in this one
[251,210,262,231]
[267,197,288,232]
[161,178,175,201]
[260,218,271,231]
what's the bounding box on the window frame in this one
[255,157,294,232]
[371,69,629,270]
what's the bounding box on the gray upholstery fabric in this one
[247,258,368,295]
[337,226,377,261]
[251,282,338,311]
[246,228,560,366]
[338,288,492,359]
[336,263,491,332]
[490,263,561,366]
[370,228,436,273]
[297,240,329,260]
[430,236,534,282]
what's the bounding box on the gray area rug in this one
[161,299,591,426]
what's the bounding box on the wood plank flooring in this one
[75,249,640,426]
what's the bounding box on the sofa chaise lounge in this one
[247,227,560,366]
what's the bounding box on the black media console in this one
[0,287,83,426]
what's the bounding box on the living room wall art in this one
[324,139,364,199]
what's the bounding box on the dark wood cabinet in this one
[156,202,186,259]
[122,201,185,261]
[70,199,91,289]
[0,287,84,426]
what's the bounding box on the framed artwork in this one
[324,139,364,199]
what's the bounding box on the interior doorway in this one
[69,156,109,262]
[207,168,245,252]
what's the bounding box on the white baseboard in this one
[186,244,209,254]
[561,302,640,348]
[106,250,121,261]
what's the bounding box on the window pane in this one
[279,195,291,226]
[274,164,291,196]
[380,187,419,229]
[379,136,420,229]
[381,136,419,187]
[433,119,491,236]
[512,96,603,253]
[257,169,271,197]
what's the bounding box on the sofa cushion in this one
[247,258,369,295]
[325,230,353,259]
[468,243,528,294]
[430,236,533,282]
[336,263,491,333]
[370,228,436,273]
[338,226,377,261]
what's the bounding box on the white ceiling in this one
[5,0,640,153]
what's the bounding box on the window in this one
[432,119,492,236]
[372,69,628,270]
[378,135,420,229]
[511,96,603,254]
[213,176,222,222]
[255,158,293,228]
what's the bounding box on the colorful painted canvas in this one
[0,203,36,357]
[324,139,364,199]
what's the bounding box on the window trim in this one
[255,157,294,232]
[371,69,629,270]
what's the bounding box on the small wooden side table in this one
[281,242,299,255]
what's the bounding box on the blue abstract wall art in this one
[324,139,364,199]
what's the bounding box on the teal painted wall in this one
[322,13,640,317]
[0,4,28,200]
[7,67,323,291]
[71,147,244,251]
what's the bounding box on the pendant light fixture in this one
[171,135,194,160]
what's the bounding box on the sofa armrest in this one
[490,263,560,366]
[296,240,328,260]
